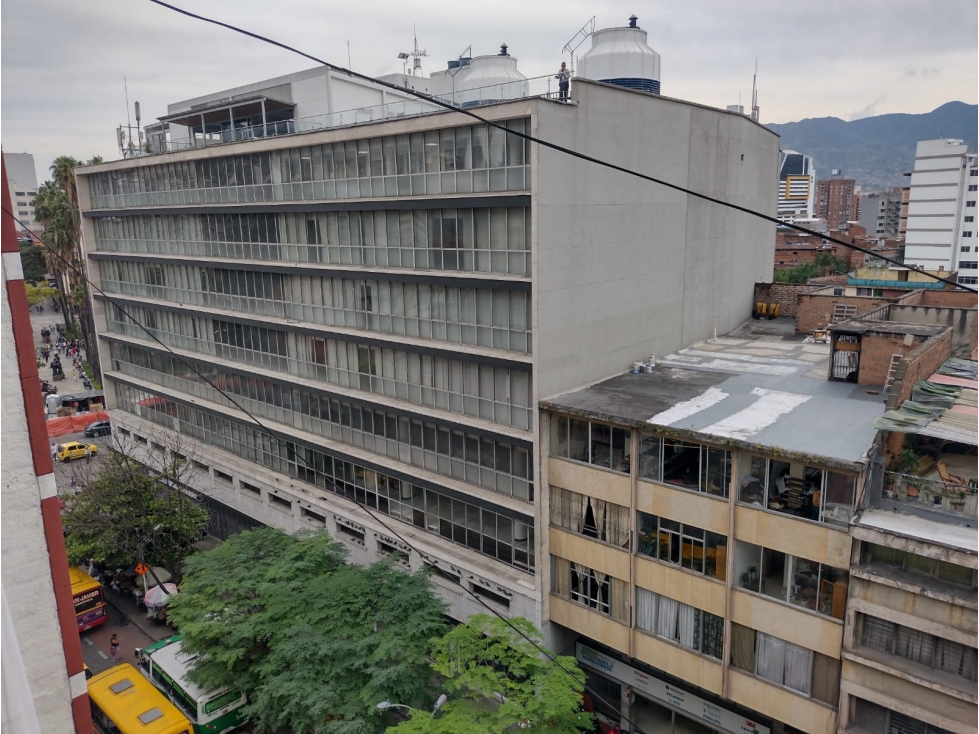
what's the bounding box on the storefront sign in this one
[576,643,770,734]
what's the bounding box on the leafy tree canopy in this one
[19,242,48,283]
[25,283,59,307]
[168,528,448,734]
[390,615,593,734]
[62,437,208,572]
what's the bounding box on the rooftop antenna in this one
[411,25,427,76]
[562,16,596,73]
[347,40,351,68]
[750,60,760,122]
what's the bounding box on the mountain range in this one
[766,101,978,191]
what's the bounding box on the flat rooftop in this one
[542,319,886,470]
[856,509,978,555]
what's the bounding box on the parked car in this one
[56,441,99,462]
[84,420,111,438]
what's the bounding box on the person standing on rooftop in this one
[556,62,570,100]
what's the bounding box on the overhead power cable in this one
[5,209,646,734]
[142,0,977,294]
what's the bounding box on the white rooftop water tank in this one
[577,15,661,95]
[457,45,528,107]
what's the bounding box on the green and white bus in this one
[135,636,246,734]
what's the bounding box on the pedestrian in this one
[51,443,58,462]
[556,61,571,100]
[110,634,121,663]
[70,476,77,490]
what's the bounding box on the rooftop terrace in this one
[543,319,887,469]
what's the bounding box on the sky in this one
[2,0,977,184]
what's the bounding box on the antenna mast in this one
[411,25,427,76]
[750,60,760,122]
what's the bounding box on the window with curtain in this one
[549,487,630,548]
[551,556,627,621]
[754,631,812,696]
[635,588,723,660]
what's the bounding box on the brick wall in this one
[856,333,925,385]
[886,328,954,409]
[753,282,820,317]
[920,290,979,308]
[796,293,892,333]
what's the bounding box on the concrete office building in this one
[859,188,903,240]
[903,139,978,281]
[4,152,41,234]
[817,177,858,229]
[75,52,777,631]
[834,322,977,733]
[777,150,816,222]
[540,328,882,734]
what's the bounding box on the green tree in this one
[390,615,593,734]
[25,283,60,307]
[87,156,105,165]
[62,430,208,573]
[168,527,447,734]
[19,242,48,283]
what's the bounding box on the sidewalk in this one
[103,585,176,644]
[29,301,91,397]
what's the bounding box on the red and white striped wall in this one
[2,152,92,734]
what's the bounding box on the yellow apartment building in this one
[539,331,885,734]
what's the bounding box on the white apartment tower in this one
[777,150,816,222]
[4,153,41,234]
[903,139,978,283]
[75,45,777,633]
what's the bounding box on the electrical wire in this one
[143,0,978,294]
[6,210,647,733]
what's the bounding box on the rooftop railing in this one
[146,74,566,156]
[882,470,977,519]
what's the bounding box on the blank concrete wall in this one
[534,81,778,398]
[888,305,978,359]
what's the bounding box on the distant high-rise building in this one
[899,186,910,238]
[903,139,978,284]
[777,150,816,221]
[817,177,858,228]
[858,188,903,239]
[3,153,40,234]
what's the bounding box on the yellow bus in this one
[88,663,192,734]
[69,567,107,632]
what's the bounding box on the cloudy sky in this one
[2,0,976,183]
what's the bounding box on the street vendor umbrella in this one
[143,583,178,608]
[136,567,173,592]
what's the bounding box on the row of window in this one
[115,384,534,571]
[863,542,976,590]
[550,414,859,528]
[109,343,533,501]
[736,540,848,620]
[105,304,533,429]
[637,511,727,580]
[859,614,977,681]
[852,697,954,734]
[100,259,533,353]
[89,119,532,208]
[636,587,724,659]
[551,557,839,704]
[94,207,534,276]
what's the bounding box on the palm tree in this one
[32,181,75,319]
[50,155,82,229]
[87,156,105,165]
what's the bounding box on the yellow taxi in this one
[56,441,99,462]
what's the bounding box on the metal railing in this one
[145,74,567,156]
[883,471,977,518]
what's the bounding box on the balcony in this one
[141,74,568,157]
[883,470,977,519]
